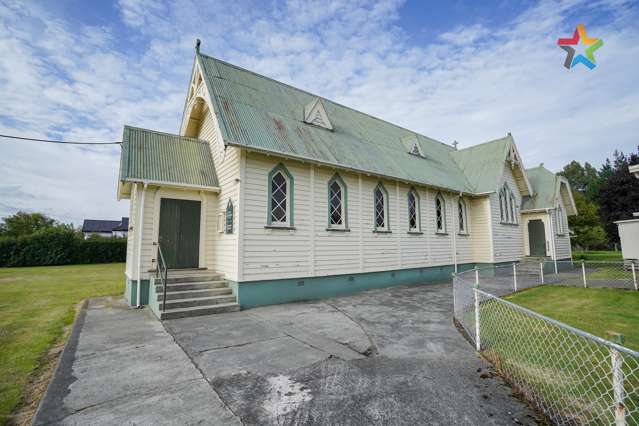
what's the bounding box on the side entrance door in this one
[158,198,201,269]
[528,219,546,257]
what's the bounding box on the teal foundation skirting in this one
[234,263,476,309]
[125,278,150,306]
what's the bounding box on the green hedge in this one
[0,230,127,267]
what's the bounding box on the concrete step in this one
[157,288,232,301]
[159,303,241,320]
[159,295,237,310]
[165,274,224,284]
[155,281,229,292]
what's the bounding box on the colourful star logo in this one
[557,24,603,69]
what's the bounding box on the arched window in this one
[267,164,294,227]
[225,200,234,234]
[458,198,468,234]
[500,184,518,225]
[374,183,389,231]
[407,188,420,232]
[328,174,347,229]
[435,193,446,233]
[556,205,564,234]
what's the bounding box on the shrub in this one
[0,230,126,267]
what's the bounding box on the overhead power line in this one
[0,133,122,145]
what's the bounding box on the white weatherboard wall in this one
[125,185,137,278]
[469,197,493,263]
[552,196,572,259]
[491,164,524,263]
[240,152,482,282]
[195,107,241,281]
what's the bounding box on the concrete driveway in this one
[35,283,540,425]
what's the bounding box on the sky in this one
[0,0,638,225]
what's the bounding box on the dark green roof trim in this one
[119,126,219,189]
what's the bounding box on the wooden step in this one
[157,288,232,301]
[159,295,237,310]
[159,303,240,320]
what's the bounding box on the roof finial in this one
[195,38,201,54]
[507,131,512,136]
[540,162,544,168]
[452,140,459,150]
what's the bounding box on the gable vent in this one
[304,98,333,130]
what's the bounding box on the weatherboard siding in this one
[469,197,493,263]
[552,197,572,259]
[491,164,525,263]
[125,185,137,278]
[240,153,483,282]
[197,108,240,281]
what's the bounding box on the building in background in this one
[616,164,639,266]
[82,217,129,239]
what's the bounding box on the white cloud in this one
[0,0,637,224]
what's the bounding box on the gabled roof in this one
[119,126,219,189]
[82,219,122,233]
[522,166,577,214]
[113,217,129,231]
[450,134,533,195]
[196,53,474,194]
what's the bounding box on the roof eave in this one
[122,178,220,193]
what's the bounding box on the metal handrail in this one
[155,242,169,312]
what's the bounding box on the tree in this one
[568,191,607,250]
[559,160,600,201]
[597,148,639,243]
[0,211,60,238]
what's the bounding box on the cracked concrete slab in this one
[32,297,241,426]
[35,283,541,425]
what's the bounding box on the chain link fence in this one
[453,262,639,425]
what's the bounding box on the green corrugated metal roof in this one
[119,126,219,188]
[198,53,475,193]
[521,166,557,210]
[450,135,511,193]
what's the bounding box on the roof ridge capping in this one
[195,49,457,151]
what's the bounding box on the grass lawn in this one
[572,250,623,261]
[505,286,639,350]
[477,286,638,423]
[0,263,124,425]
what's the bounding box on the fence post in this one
[473,286,481,351]
[632,263,637,291]
[475,267,479,287]
[539,262,544,284]
[582,260,587,288]
[554,258,558,275]
[512,262,517,292]
[610,333,626,426]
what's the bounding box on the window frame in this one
[327,173,348,231]
[407,188,421,233]
[373,182,390,232]
[267,164,294,228]
[458,197,469,235]
[556,205,565,235]
[225,199,234,234]
[500,183,518,225]
[435,192,447,234]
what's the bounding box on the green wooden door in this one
[158,199,201,269]
[528,219,546,256]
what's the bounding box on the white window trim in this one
[269,170,291,227]
[458,197,469,235]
